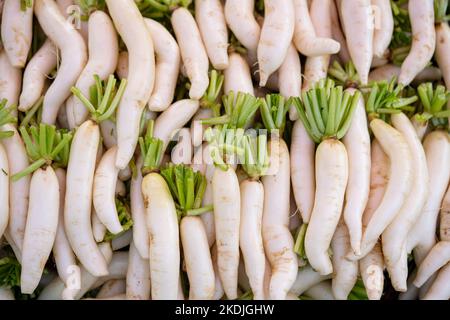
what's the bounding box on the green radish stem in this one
[103,198,134,241]
[328,61,360,89]
[0,99,17,139]
[390,0,412,50]
[12,124,73,181]
[239,132,269,180]
[20,96,44,128]
[294,223,308,260]
[0,256,21,288]
[415,82,450,129]
[200,69,224,114]
[435,0,450,23]
[139,120,164,174]
[260,94,290,136]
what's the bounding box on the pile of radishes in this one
[0,0,449,301]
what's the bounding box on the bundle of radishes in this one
[0,0,449,301]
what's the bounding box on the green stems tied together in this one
[260,94,290,137]
[160,164,212,220]
[71,74,127,124]
[366,78,417,122]
[0,99,17,139]
[201,91,261,129]
[293,78,361,143]
[240,131,269,180]
[103,199,134,241]
[201,70,224,114]
[328,61,360,89]
[139,120,164,174]
[12,124,73,181]
[416,82,450,129]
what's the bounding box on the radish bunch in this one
[0,0,449,301]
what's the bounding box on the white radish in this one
[171,7,209,100]
[342,90,371,255]
[371,0,394,58]
[278,44,302,120]
[171,128,192,165]
[0,50,22,117]
[211,244,225,300]
[422,263,450,300]
[435,22,450,88]
[21,167,59,294]
[398,0,435,86]
[330,0,351,64]
[181,216,215,300]
[382,112,429,291]
[195,0,229,70]
[305,140,348,275]
[356,119,413,258]
[0,142,8,238]
[153,99,199,152]
[130,156,148,259]
[2,124,30,252]
[105,0,155,170]
[111,230,132,251]
[262,139,297,299]
[212,166,241,300]
[35,0,87,125]
[292,0,340,56]
[200,145,216,248]
[414,242,450,288]
[66,11,118,129]
[331,221,358,300]
[290,265,332,296]
[369,64,443,83]
[19,40,57,112]
[126,241,150,300]
[239,179,265,300]
[97,280,126,299]
[92,209,106,243]
[142,173,180,300]
[144,18,180,112]
[1,0,33,68]
[224,53,254,95]
[359,242,385,300]
[440,185,450,241]
[93,146,122,234]
[340,0,374,85]
[303,281,335,300]
[65,120,108,276]
[257,0,295,86]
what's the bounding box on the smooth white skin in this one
[331,221,358,300]
[130,156,149,259]
[106,0,155,170]
[94,251,129,286]
[200,145,216,248]
[422,262,450,300]
[435,22,450,88]
[153,99,200,152]
[212,166,240,300]
[303,281,335,300]
[171,128,192,165]
[39,243,113,300]
[144,19,180,111]
[210,244,225,300]
[1,0,33,68]
[342,91,371,255]
[35,0,87,125]
[97,280,126,299]
[181,216,215,300]
[278,44,301,120]
[257,0,295,86]
[262,140,297,299]
[19,40,57,111]
[290,120,315,223]
[440,185,450,241]
[371,0,394,58]
[355,119,413,258]
[224,0,260,61]
[116,51,129,80]
[55,0,73,16]
[66,11,118,129]
[292,0,340,56]
[382,113,429,291]
[0,287,14,300]
[2,124,30,252]
[52,168,77,285]
[93,146,122,234]
[0,50,22,117]
[21,167,59,294]
[191,108,213,148]
[369,64,443,84]
[414,242,450,287]
[142,173,180,300]
[359,242,385,300]
[408,131,450,264]
[305,139,349,276]
[0,143,8,238]
[92,209,106,243]
[65,120,109,276]
[340,0,374,85]
[330,0,351,64]
[195,0,228,70]
[398,0,435,86]
[126,241,150,300]
[171,7,209,100]
[290,265,332,296]
[239,179,265,300]
[111,230,132,251]
[224,52,254,95]
[99,119,117,149]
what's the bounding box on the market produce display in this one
[0,0,450,301]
